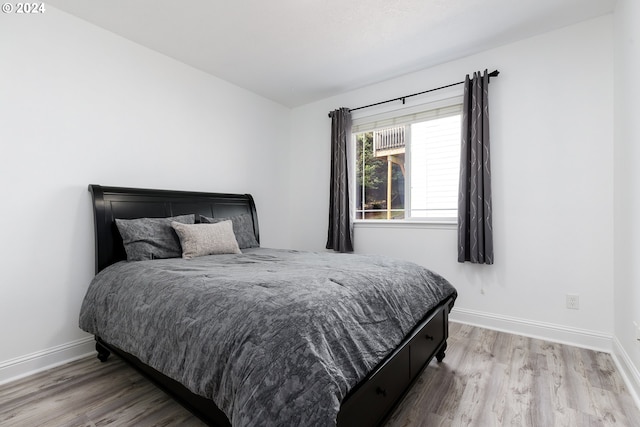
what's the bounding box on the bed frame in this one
[88,184,454,427]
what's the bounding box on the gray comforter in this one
[79,248,456,426]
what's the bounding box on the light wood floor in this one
[1,323,638,426]
[385,323,640,427]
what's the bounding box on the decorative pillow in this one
[171,220,241,259]
[199,213,259,249]
[115,214,195,261]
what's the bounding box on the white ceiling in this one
[47,0,616,107]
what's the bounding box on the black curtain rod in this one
[328,69,499,117]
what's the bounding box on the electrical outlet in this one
[566,294,579,310]
[634,321,640,342]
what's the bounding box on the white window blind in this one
[352,103,462,133]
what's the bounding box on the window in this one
[353,101,462,221]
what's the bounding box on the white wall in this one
[0,7,291,380]
[613,0,640,400]
[289,16,615,348]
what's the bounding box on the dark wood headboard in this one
[88,185,259,274]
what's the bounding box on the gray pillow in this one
[171,221,241,259]
[115,214,195,261]
[200,214,259,249]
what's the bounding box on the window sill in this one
[353,219,457,230]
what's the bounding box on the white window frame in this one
[351,93,463,227]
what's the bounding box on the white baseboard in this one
[0,336,95,386]
[611,337,640,410]
[450,307,612,352]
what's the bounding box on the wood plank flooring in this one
[385,323,640,427]
[1,323,638,426]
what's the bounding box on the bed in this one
[80,184,457,427]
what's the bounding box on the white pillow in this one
[171,220,241,259]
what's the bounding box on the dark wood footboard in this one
[337,297,452,426]
[95,296,453,427]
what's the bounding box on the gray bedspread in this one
[79,248,456,426]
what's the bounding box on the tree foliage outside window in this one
[355,131,405,219]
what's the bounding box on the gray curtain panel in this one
[326,107,354,252]
[458,70,494,264]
